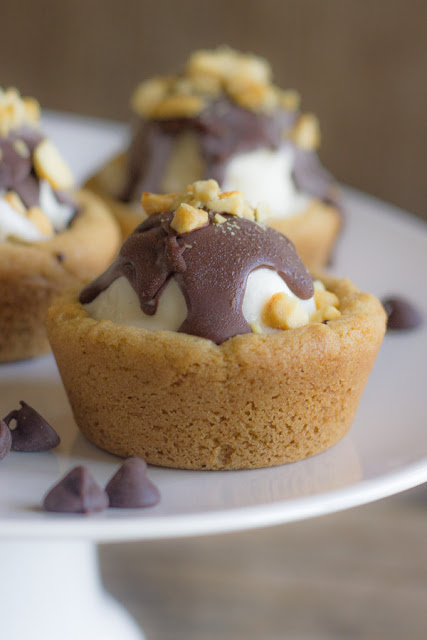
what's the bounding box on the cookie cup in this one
[46,275,386,470]
[268,200,341,269]
[0,189,120,363]
[85,153,145,239]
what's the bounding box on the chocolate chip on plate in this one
[382,296,423,331]
[3,401,60,451]
[43,466,109,514]
[0,420,12,460]
[106,457,161,509]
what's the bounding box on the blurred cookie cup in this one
[0,88,121,362]
[86,47,341,269]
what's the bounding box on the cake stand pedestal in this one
[3,540,144,640]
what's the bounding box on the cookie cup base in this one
[0,190,120,363]
[46,275,386,470]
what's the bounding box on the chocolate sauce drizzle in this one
[0,127,78,219]
[80,211,314,344]
[119,97,338,208]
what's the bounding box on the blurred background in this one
[2,1,427,638]
[1,0,426,219]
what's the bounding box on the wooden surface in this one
[1,0,427,219]
[100,486,427,639]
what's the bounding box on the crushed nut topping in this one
[12,139,30,158]
[4,191,26,214]
[141,180,265,224]
[256,278,341,334]
[26,207,54,236]
[291,113,321,151]
[131,46,304,119]
[33,139,75,191]
[170,203,209,235]
[0,87,41,137]
[310,279,341,323]
[262,292,309,330]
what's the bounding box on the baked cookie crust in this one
[85,153,145,240]
[0,189,120,362]
[46,275,386,470]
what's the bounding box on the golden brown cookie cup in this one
[85,153,146,239]
[0,189,120,363]
[86,155,341,269]
[268,200,341,270]
[46,275,386,470]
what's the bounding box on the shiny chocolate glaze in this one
[80,211,314,344]
[0,127,78,220]
[119,98,339,208]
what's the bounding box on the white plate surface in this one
[0,113,426,541]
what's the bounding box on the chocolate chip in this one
[106,457,161,509]
[382,296,423,331]
[56,252,65,263]
[3,401,60,451]
[0,420,12,460]
[43,466,109,514]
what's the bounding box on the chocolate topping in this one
[106,457,161,508]
[43,466,109,514]
[120,99,296,202]
[0,127,78,218]
[382,296,423,331]
[119,99,339,213]
[3,401,61,452]
[0,419,12,460]
[293,148,340,206]
[80,210,314,344]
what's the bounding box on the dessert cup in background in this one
[85,47,341,269]
[0,88,121,362]
[47,181,386,471]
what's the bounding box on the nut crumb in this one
[207,191,245,217]
[12,139,30,158]
[150,94,205,120]
[254,201,273,223]
[27,207,54,236]
[141,192,179,215]
[33,139,74,190]
[263,292,309,330]
[291,114,321,150]
[3,191,26,214]
[250,321,263,334]
[171,203,209,235]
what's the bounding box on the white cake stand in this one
[1,115,427,640]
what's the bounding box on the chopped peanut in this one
[189,179,220,201]
[291,114,321,150]
[254,202,273,223]
[12,139,30,158]
[263,292,309,330]
[207,191,245,217]
[214,213,227,225]
[33,139,74,190]
[170,203,209,235]
[26,207,54,236]
[250,321,263,334]
[277,89,300,111]
[141,192,179,216]
[150,94,205,120]
[4,191,26,214]
[131,77,172,117]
